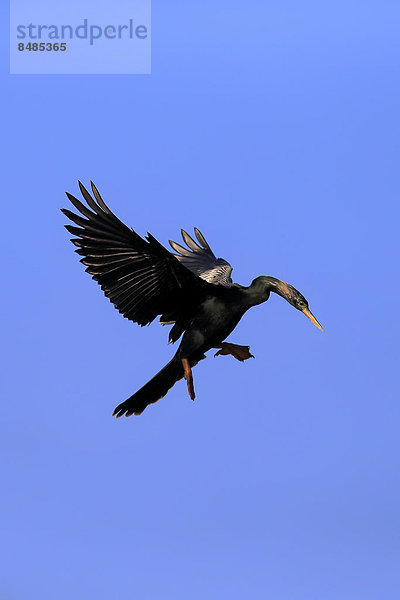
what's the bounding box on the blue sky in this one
[2,1,400,599]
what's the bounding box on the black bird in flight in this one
[62,182,323,417]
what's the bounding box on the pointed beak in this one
[302,308,324,331]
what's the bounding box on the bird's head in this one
[286,286,323,330]
[251,276,323,331]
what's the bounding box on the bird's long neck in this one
[262,276,294,301]
[243,276,293,307]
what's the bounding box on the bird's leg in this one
[214,343,255,362]
[182,358,195,400]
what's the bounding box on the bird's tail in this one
[112,353,206,417]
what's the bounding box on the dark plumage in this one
[62,182,323,417]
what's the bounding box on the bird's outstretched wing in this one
[62,181,209,326]
[169,229,233,286]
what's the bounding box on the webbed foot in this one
[214,343,255,362]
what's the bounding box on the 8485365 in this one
[18,42,67,51]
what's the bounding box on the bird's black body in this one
[177,286,253,354]
[62,182,322,417]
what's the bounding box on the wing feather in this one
[62,182,210,326]
[194,227,211,250]
[169,229,233,286]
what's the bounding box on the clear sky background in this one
[2,2,400,599]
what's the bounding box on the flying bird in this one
[62,181,323,417]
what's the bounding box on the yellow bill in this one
[302,308,324,331]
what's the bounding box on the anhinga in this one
[62,182,323,417]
